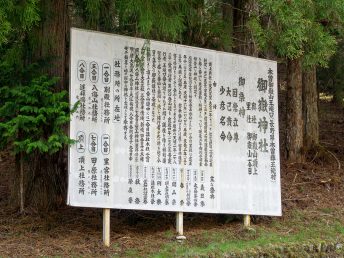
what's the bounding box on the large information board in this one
[68,28,281,216]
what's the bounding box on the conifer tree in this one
[0,1,73,212]
[249,0,344,161]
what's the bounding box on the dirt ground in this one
[0,100,343,257]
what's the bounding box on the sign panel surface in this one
[68,28,281,216]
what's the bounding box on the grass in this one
[120,209,344,257]
[319,93,333,102]
[155,224,344,257]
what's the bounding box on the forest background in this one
[0,0,344,256]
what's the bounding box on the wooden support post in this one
[103,208,110,247]
[243,214,251,228]
[176,212,183,235]
[176,212,186,240]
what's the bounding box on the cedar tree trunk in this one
[222,0,234,52]
[11,0,69,211]
[233,0,258,57]
[286,58,304,162]
[302,67,319,150]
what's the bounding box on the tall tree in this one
[28,0,68,91]
[22,0,70,211]
[249,0,342,162]
[0,0,73,211]
[301,1,344,150]
[232,0,259,56]
[286,58,303,162]
[0,0,41,211]
[302,67,319,150]
[222,0,234,52]
[182,0,231,50]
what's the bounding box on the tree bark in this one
[222,0,234,52]
[302,67,319,151]
[286,58,304,162]
[233,0,258,57]
[20,152,24,213]
[11,0,69,211]
[12,152,28,213]
[28,0,68,91]
[24,153,66,211]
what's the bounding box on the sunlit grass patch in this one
[319,92,333,102]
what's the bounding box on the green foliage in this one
[318,41,344,104]
[75,0,231,50]
[249,0,344,67]
[74,0,116,31]
[0,0,41,86]
[75,0,187,40]
[0,75,75,155]
[116,0,187,41]
[303,22,337,68]
[316,0,344,36]
[183,0,232,50]
[246,16,267,52]
[257,0,308,59]
[0,1,75,157]
[0,0,40,46]
[0,2,12,46]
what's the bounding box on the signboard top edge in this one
[70,27,277,65]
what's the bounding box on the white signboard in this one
[68,28,281,216]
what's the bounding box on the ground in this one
[0,99,343,257]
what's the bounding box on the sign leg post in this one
[243,214,251,228]
[103,208,110,247]
[176,212,186,241]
